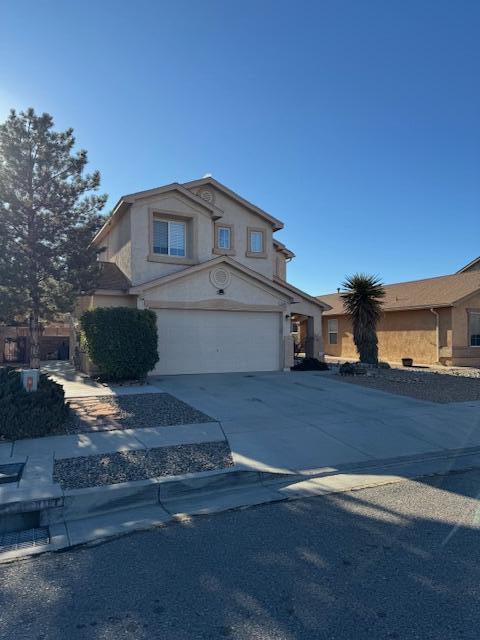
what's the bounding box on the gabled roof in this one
[92,177,285,247]
[273,276,330,309]
[96,262,131,290]
[318,271,480,316]
[457,256,480,273]
[130,256,293,300]
[273,239,295,259]
[129,255,326,308]
[182,177,284,231]
[92,182,223,246]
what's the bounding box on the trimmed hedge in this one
[80,307,159,381]
[0,367,69,440]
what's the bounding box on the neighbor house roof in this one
[457,256,480,273]
[96,262,131,291]
[318,271,480,316]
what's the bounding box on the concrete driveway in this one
[152,370,480,475]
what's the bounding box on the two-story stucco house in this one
[77,177,328,375]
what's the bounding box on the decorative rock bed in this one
[334,365,480,403]
[67,393,214,433]
[53,441,234,490]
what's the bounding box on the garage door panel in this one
[155,309,281,375]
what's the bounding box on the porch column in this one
[305,316,323,360]
[283,312,294,370]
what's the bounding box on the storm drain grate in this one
[0,527,50,553]
[0,463,24,485]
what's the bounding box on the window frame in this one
[213,222,235,256]
[148,209,196,265]
[328,318,338,345]
[152,219,187,258]
[469,310,480,347]
[246,227,267,258]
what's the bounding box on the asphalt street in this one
[1,469,480,640]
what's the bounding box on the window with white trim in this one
[153,220,186,257]
[328,319,338,345]
[249,230,263,253]
[470,312,480,346]
[217,226,231,250]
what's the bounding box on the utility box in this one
[21,369,39,392]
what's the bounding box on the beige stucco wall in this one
[75,294,137,315]
[323,308,453,365]
[129,193,213,286]
[102,209,132,279]
[451,291,480,366]
[123,186,276,287]
[142,268,287,308]
[275,253,286,279]
[206,188,274,279]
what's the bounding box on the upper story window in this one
[328,319,338,345]
[470,312,480,346]
[250,231,263,253]
[213,223,235,255]
[246,227,267,258]
[153,220,186,257]
[218,226,231,250]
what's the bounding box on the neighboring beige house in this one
[318,258,480,367]
[76,177,329,375]
[0,322,71,365]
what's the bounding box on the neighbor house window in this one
[328,319,338,345]
[217,226,231,250]
[153,220,186,257]
[470,312,480,346]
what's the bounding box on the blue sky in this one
[1,0,479,295]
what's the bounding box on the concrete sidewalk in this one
[41,361,163,398]
[0,421,224,488]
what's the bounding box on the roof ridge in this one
[317,269,480,299]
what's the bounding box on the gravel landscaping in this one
[53,441,233,490]
[66,393,214,433]
[333,365,480,403]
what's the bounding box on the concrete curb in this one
[2,446,480,562]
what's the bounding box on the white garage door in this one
[154,309,281,375]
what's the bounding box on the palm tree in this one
[341,274,385,364]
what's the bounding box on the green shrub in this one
[291,358,329,371]
[80,307,159,381]
[0,367,69,440]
